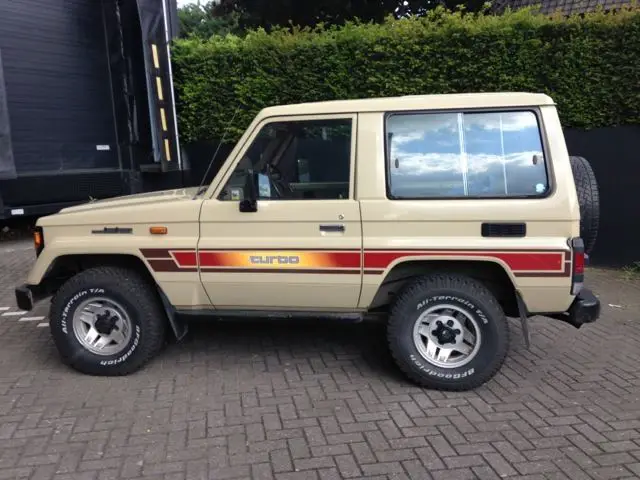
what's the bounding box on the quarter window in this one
[386,111,549,198]
[220,118,352,201]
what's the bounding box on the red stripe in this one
[325,252,361,268]
[364,251,564,272]
[199,252,229,267]
[172,251,198,267]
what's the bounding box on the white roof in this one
[259,92,554,118]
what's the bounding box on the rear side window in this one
[386,111,549,199]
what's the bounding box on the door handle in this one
[319,224,345,233]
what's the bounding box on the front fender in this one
[24,228,210,310]
[25,238,151,286]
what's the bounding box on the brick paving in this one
[1,239,640,480]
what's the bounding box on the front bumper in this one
[15,284,48,312]
[546,288,601,328]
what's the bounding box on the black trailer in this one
[0,0,185,220]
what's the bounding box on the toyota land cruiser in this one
[15,92,601,390]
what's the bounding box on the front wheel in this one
[49,266,166,376]
[387,274,509,391]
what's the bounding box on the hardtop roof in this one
[258,92,554,118]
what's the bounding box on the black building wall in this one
[564,125,640,268]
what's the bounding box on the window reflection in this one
[387,111,548,198]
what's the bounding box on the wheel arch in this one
[367,259,519,317]
[40,253,157,292]
[36,253,185,339]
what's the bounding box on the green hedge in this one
[171,6,640,143]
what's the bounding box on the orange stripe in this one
[198,251,360,269]
[199,268,361,274]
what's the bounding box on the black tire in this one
[569,155,600,255]
[387,274,509,391]
[49,266,166,376]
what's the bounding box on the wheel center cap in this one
[94,311,118,335]
[431,319,462,345]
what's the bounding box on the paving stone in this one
[0,242,639,479]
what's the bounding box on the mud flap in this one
[158,288,188,341]
[515,291,531,349]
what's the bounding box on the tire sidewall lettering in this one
[416,294,489,325]
[58,287,141,368]
[99,325,141,366]
[408,353,475,379]
[60,288,106,334]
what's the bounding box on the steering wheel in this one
[264,163,292,198]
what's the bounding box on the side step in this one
[176,309,367,323]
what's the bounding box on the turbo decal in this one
[140,248,361,274]
[251,255,300,265]
[197,250,360,271]
[200,250,360,270]
[140,248,570,277]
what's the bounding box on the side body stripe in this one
[140,248,571,278]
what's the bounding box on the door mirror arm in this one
[239,170,258,213]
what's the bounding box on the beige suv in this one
[16,92,601,391]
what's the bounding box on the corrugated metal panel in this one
[0,48,16,180]
[0,0,119,174]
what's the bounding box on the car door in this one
[197,113,363,310]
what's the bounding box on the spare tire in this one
[569,156,600,255]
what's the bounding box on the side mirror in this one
[239,170,258,213]
[239,198,257,213]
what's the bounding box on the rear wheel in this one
[387,274,509,391]
[49,266,166,376]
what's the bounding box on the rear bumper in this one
[15,284,48,312]
[545,288,601,328]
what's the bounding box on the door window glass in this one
[219,118,353,201]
